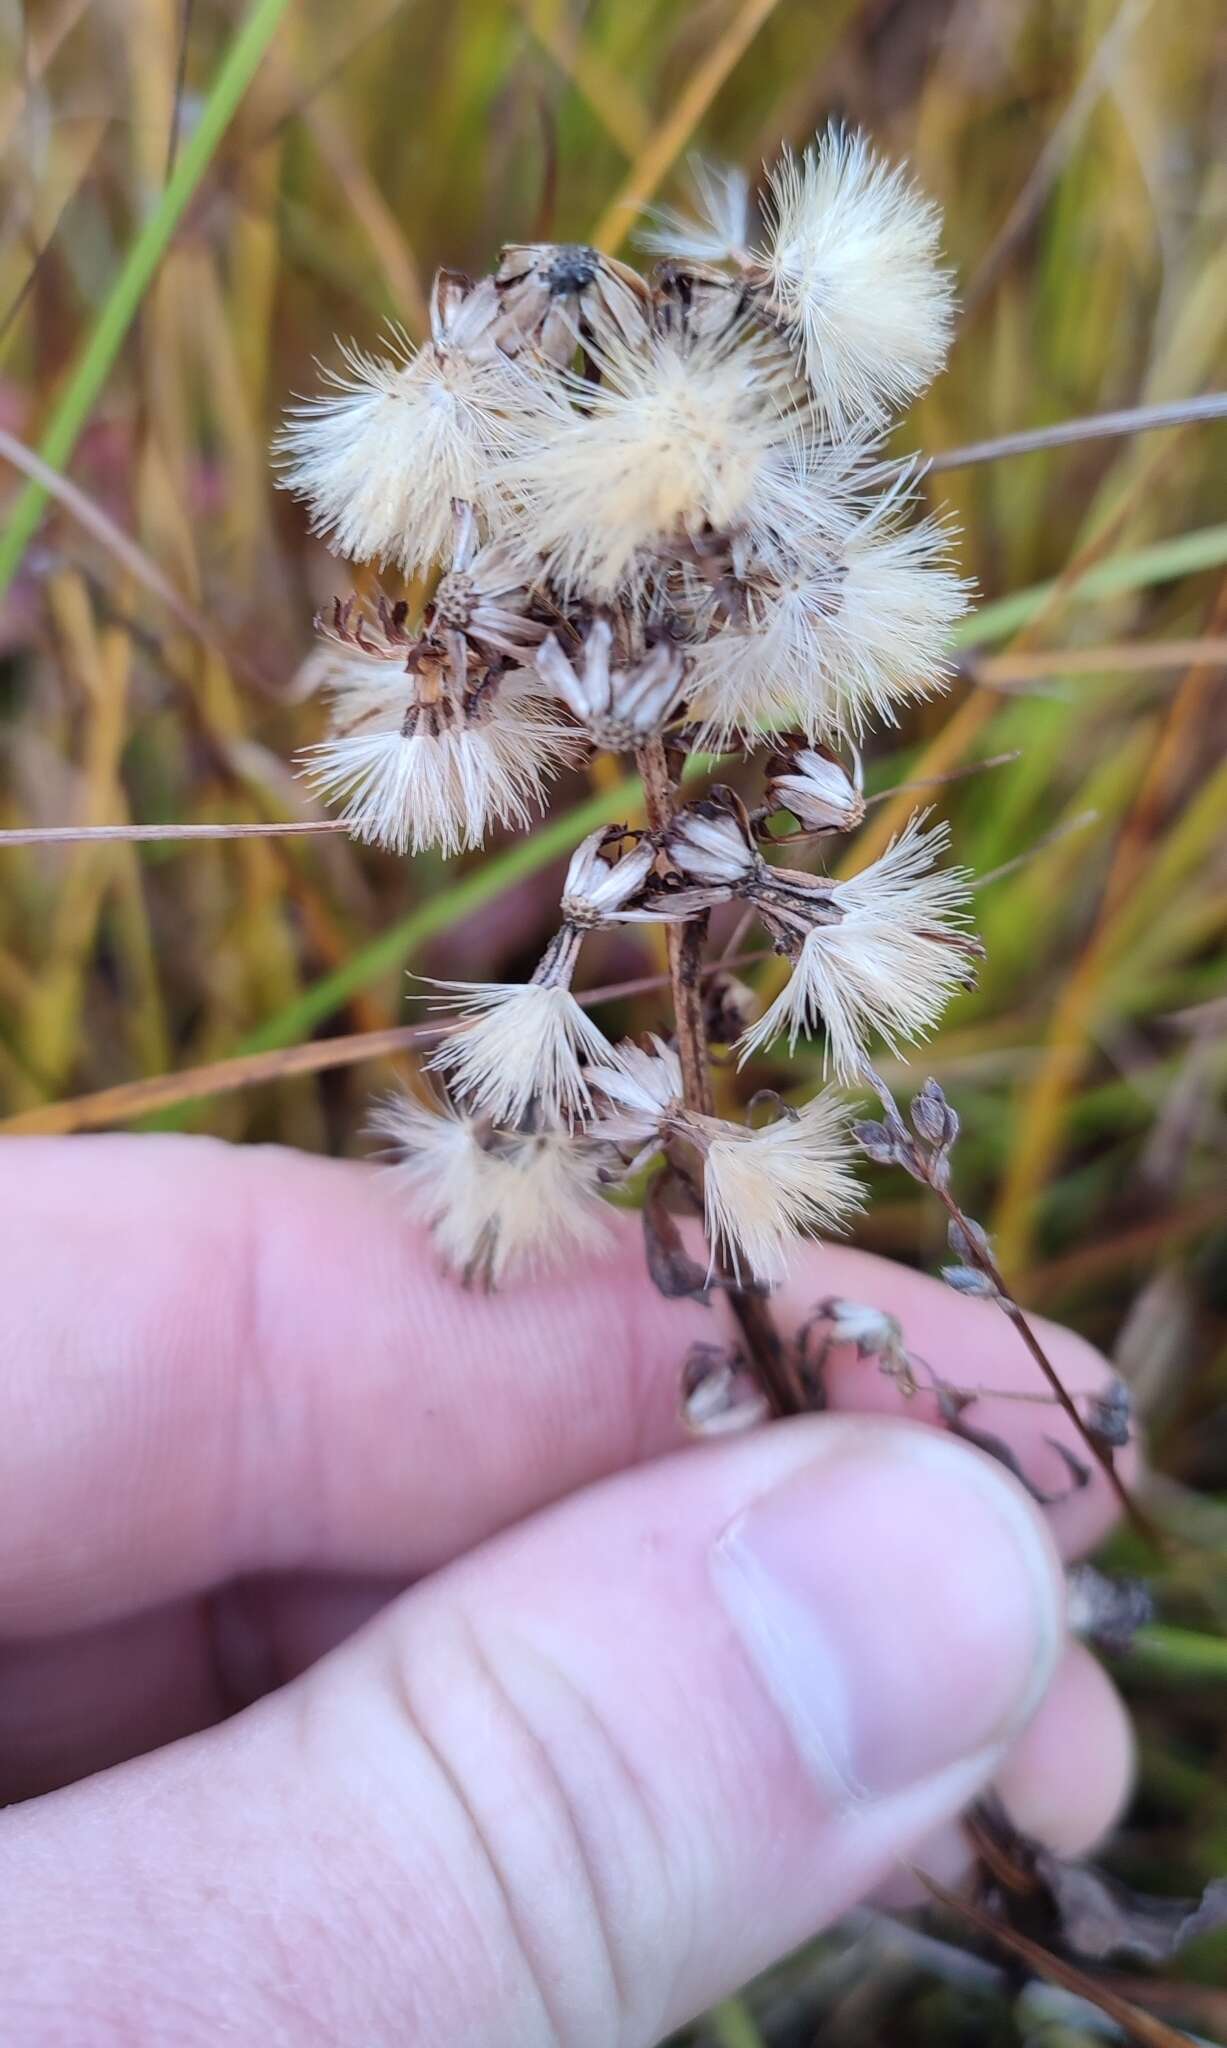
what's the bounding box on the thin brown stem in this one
[635,736,803,1417]
[931,1183,1162,1549]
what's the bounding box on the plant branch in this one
[636,737,803,1418]
[931,1181,1161,1548]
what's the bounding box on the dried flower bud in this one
[534,620,687,750]
[819,1297,906,1361]
[372,1088,610,1289]
[852,1117,909,1168]
[681,1343,770,1436]
[947,1213,993,1267]
[766,744,865,832]
[1065,1563,1154,1654]
[664,798,758,893]
[940,1264,999,1300]
[558,826,657,928]
[911,1075,959,1153]
[1084,1377,1133,1452]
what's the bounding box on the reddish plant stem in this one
[635,737,804,1418]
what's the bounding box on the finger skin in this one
[0,1135,1130,1634]
[874,1642,1137,1908]
[0,1572,397,1802]
[0,1415,1064,2048]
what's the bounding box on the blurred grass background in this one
[1,0,1226,2038]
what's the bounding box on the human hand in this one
[0,1136,1134,2046]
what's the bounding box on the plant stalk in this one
[635,737,804,1418]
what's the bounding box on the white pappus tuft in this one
[737,814,978,1080]
[373,1090,610,1288]
[587,1047,863,1284]
[689,490,969,746]
[300,659,580,857]
[700,1093,863,1286]
[507,323,808,597]
[426,933,613,1125]
[276,275,539,575]
[638,160,754,267]
[761,127,955,423]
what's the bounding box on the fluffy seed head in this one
[737,814,977,1079]
[509,324,806,596]
[299,659,580,857]
[373,1090,610,1287]
[761,127,955,423]
[690,491,968,746]
[700,1093,863,1285]
[275,277,537,574]
[426,963,613,1125]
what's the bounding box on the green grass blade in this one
[235,774,646,1055]
[708,1998,767,2048]
[1125,1625,1227,1684]
[955,522,1227,649]
[0,0,295,600]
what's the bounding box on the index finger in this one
[0,1134,1129,1636]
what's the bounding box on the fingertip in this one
[874,1641,1136,1910]
[994,1640,1135,1858]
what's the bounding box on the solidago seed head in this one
[509,323,807,597]
[737,813,978,1080]
[761,127,955,424]
[425,933,613,1126]
[373,1090,610,1288]
[276,275,543,575]
[299,657,580,857]
[700,1094,864,1286]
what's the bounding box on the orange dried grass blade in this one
[0,1026,435,1136]
[0,822,349,846]
[918,1873,1199,2048]
[591,0,785,254]
[0,954,770,1136]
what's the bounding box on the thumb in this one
[0,1416,1063,2047]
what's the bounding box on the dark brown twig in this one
[635,736,803,1418]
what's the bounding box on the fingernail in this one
[712,1421,1063,1808]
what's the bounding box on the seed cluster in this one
[278,125,978,1296]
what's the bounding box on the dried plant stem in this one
[931,1181,1159,1547]
[636,736,802,1418]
